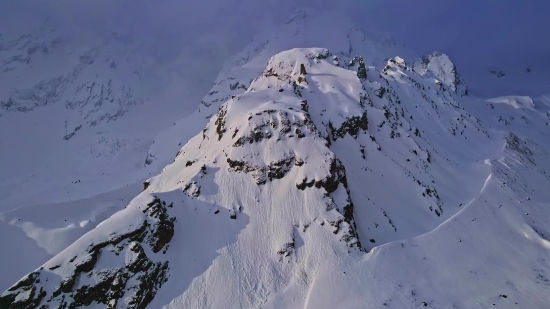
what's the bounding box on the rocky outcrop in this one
[226,154,296,185]
[232,108,318,147]
[505,133,536,165]
[215,105,228,141]
[328,112,368,140]
[0,198,175,309]
[0,272,46,309]
[296,158,362,249]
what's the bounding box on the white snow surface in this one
[1,8,550,309]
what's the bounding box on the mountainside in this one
[0,19,205,291]
[0,18,208,209]
[0,10,420,290]
[2,11,550,309]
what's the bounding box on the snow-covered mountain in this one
[0,17,213,292]
[146,9,418,173]
[0,17,222,210]
[2,9,550,309]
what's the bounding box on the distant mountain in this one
[0,19,201,209]
[2,10,550,309]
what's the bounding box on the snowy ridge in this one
[2,14,550,309]
[146,9,418,172]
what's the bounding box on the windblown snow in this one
[1,9,550,309]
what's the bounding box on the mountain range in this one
[1,7,550,309]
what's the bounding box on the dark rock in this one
[1,197,175,309]
[267,156,295,181]
[375,87,386,99]
[357,59,367,80]
[314,49,331,59]
[1,272,45,309]
[215,106,228,141]
[296,178,315,190]
[277,241,295,257]
[328,112,368,140]
[299,64,307,75]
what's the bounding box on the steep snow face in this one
[5,44,550,309]
[0,48,365,308]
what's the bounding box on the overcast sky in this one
[358,1,550,70]
[1,0,548,97]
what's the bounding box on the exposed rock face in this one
[356,57,368,80]
[505,133,536,165]
[299,63,307,75]
[296,157,362,248]
[329,112,368,140]
[0,272,45,309]
[225,154,297,186]
[143,182,150,191]
[215,105,228,141]
[0,198,175,309]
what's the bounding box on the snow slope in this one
[2,9,550,309]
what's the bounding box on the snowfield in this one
[1,8,550,309]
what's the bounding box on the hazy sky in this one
[1,0,548,97]
[358,1,550,68]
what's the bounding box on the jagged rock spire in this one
[300,63,307,75]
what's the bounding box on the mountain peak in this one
[413,51,469,96]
